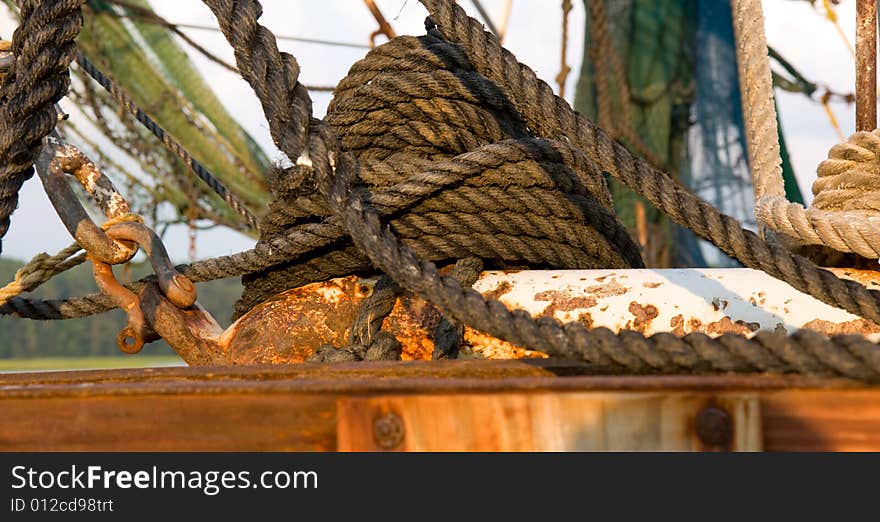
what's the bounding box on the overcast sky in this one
[0,0,864,263]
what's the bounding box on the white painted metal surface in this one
[470,268,880,342]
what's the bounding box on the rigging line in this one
[88,11,337,94]
[470,0,500,37]
[163,22,371,50]
[496,0,513,43]
[102,0,370,50]
[97,4,338,93]
[769,47,854,103]
[821,0,855,57]
[75,53,262,233]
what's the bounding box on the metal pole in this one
[856,0,877,131]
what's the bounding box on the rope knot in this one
[813,130,880,215]
[756,128,880,259]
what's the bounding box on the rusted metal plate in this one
[470,268,880,341]
[0,363,879,451]
[223,277,372,364]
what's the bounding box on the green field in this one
[0,356,185,373]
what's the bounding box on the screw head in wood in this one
[696,406,733,448]
[373,411,405,450]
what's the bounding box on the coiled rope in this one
[237,29,643,317]
[4,0,880,380]
[757,130,880,259]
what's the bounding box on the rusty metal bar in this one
[92,222,199,354]
[856,0,877,131]
[363,0,396,46]
[62,143,132,220]
[92,259,147,353]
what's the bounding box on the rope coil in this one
[237,31,643,317]
[0,0,82,256]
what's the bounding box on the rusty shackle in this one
[91,222,198,354]
[34,134,199,354]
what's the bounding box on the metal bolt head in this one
[173,274,195,294]
[373,412,405,450]
[696,406,733,448]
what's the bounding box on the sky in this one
[0,0,865,263]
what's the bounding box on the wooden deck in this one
[1,360,877,451]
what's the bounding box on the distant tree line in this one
[0,258,242,359]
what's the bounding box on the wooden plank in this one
[337,393,762,451]
[0,394,336,452]
[0,360,865,397]
[0,362,878,451]
[762,390,880,451]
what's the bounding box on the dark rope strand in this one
[432,257,482,359]
[193,0,880,380]
[325,137,880,381]
[216,0,880,380]
[0,0,83,255]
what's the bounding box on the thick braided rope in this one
[0,0,82,255]
[194,0,880,380]
[0,243,84,306]
[0,212,142,305]
[1,138,637,319]
[330,149,880,381]
[731,0,785,203]
[348,186,880,380]
[235,30,641,316]
[5,0,880,331]
[3,0,880,380]
[811,131,880,212]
